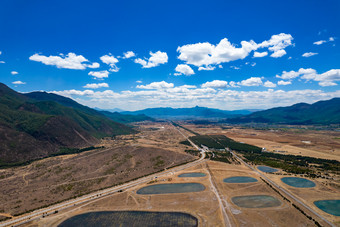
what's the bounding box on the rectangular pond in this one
[137,183,205,195]
[58,211,198,227]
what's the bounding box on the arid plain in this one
[1,122,340,226]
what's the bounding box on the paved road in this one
[1,126,206,227]
[230,150,335,227]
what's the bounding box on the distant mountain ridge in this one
[0,83,136,165]
[227,98,340,125]
[122,106,254,119]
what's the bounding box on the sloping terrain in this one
[227,98,340,124]
[0,83,135,165]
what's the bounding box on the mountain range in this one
[226,98,340,125]
[0,83,143,165]
[121,106,254,119]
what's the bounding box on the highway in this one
[0,125,206,227]
[230,150,335,227]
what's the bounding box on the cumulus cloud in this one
[136,80,142,83]
[83,83,109,89]
[100,54,119,72]
[29,53,99,70]
[134,51,168,68]
[276,68,317,80]
[263,81,277,88]
[11,71,18,75]
[277,80,292,85]
[270,49,286,58]
[201,80,228,88]
[313,40,327,45]
[230,66,240,70]
[253,51,268,58]
[238,77,263,86]
[50,85,340,111]
[258,33,293,58]
[0,61,4,64]
[277,68,340,86]
[302,52,318,57]
[136,81,174,89]
[176,33,293,69]
[318,81,337,87]
[88,70,110,79]
[177,38,257,68]
[12,81,26,85]
[174,64,195,76]
[329,37,335,42]
[123,51,136,59]
[198,66,216,71]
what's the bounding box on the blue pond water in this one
[178,173,206,177]
[58,211,198,227]
[137,183,205,195]
[281,177,316,188]
[257,166,278,173]
[314,200,340,216]
[223,176,258,183]
[231,195,281,208]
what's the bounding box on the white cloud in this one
[134,51,168,68]
[87,62,100,68]
[177,38,257,68]
[29,53,98,70]
[0,61,4,64]
[313,40,327,45]
[88,70,110,79]
[198,66,216,71]
[123,51,136,59]
[258,33,293,58]
[218,65,223,68]
[174,64,195,76]
[316,69,340,81]
[136,81,174,90]
[251,62,256,67]
[12,81,26,85]
[277,80,291,85]
[277,68,317,80]
[50,86,340,111]
[277,68,339,87]
[270,49,286,58]
[11,71,18,75]
[136,80,142,83]
[100,54,119,72]
[230,66,240,70]
[83,83,109,89]
[263,81,277,88]
[201,80,228,88]
[329,37,335,42]
[318,81,337,87]
[302,52,318,57]
[229,81,239,88]
[253,51,268,58]
[238,77,263,86]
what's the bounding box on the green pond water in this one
[231,195,281,208]
[58,211,198,227]
[137,183,205,195]
[257,166,278,173]
[178,172,206,177]
[281,177,316,188]
[223,176,258,183]
[314,200,340,216]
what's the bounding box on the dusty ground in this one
[0,122,194,217]
[185,124,340,161]
[29,160,338,227]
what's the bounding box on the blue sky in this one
[0,0,339,110]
